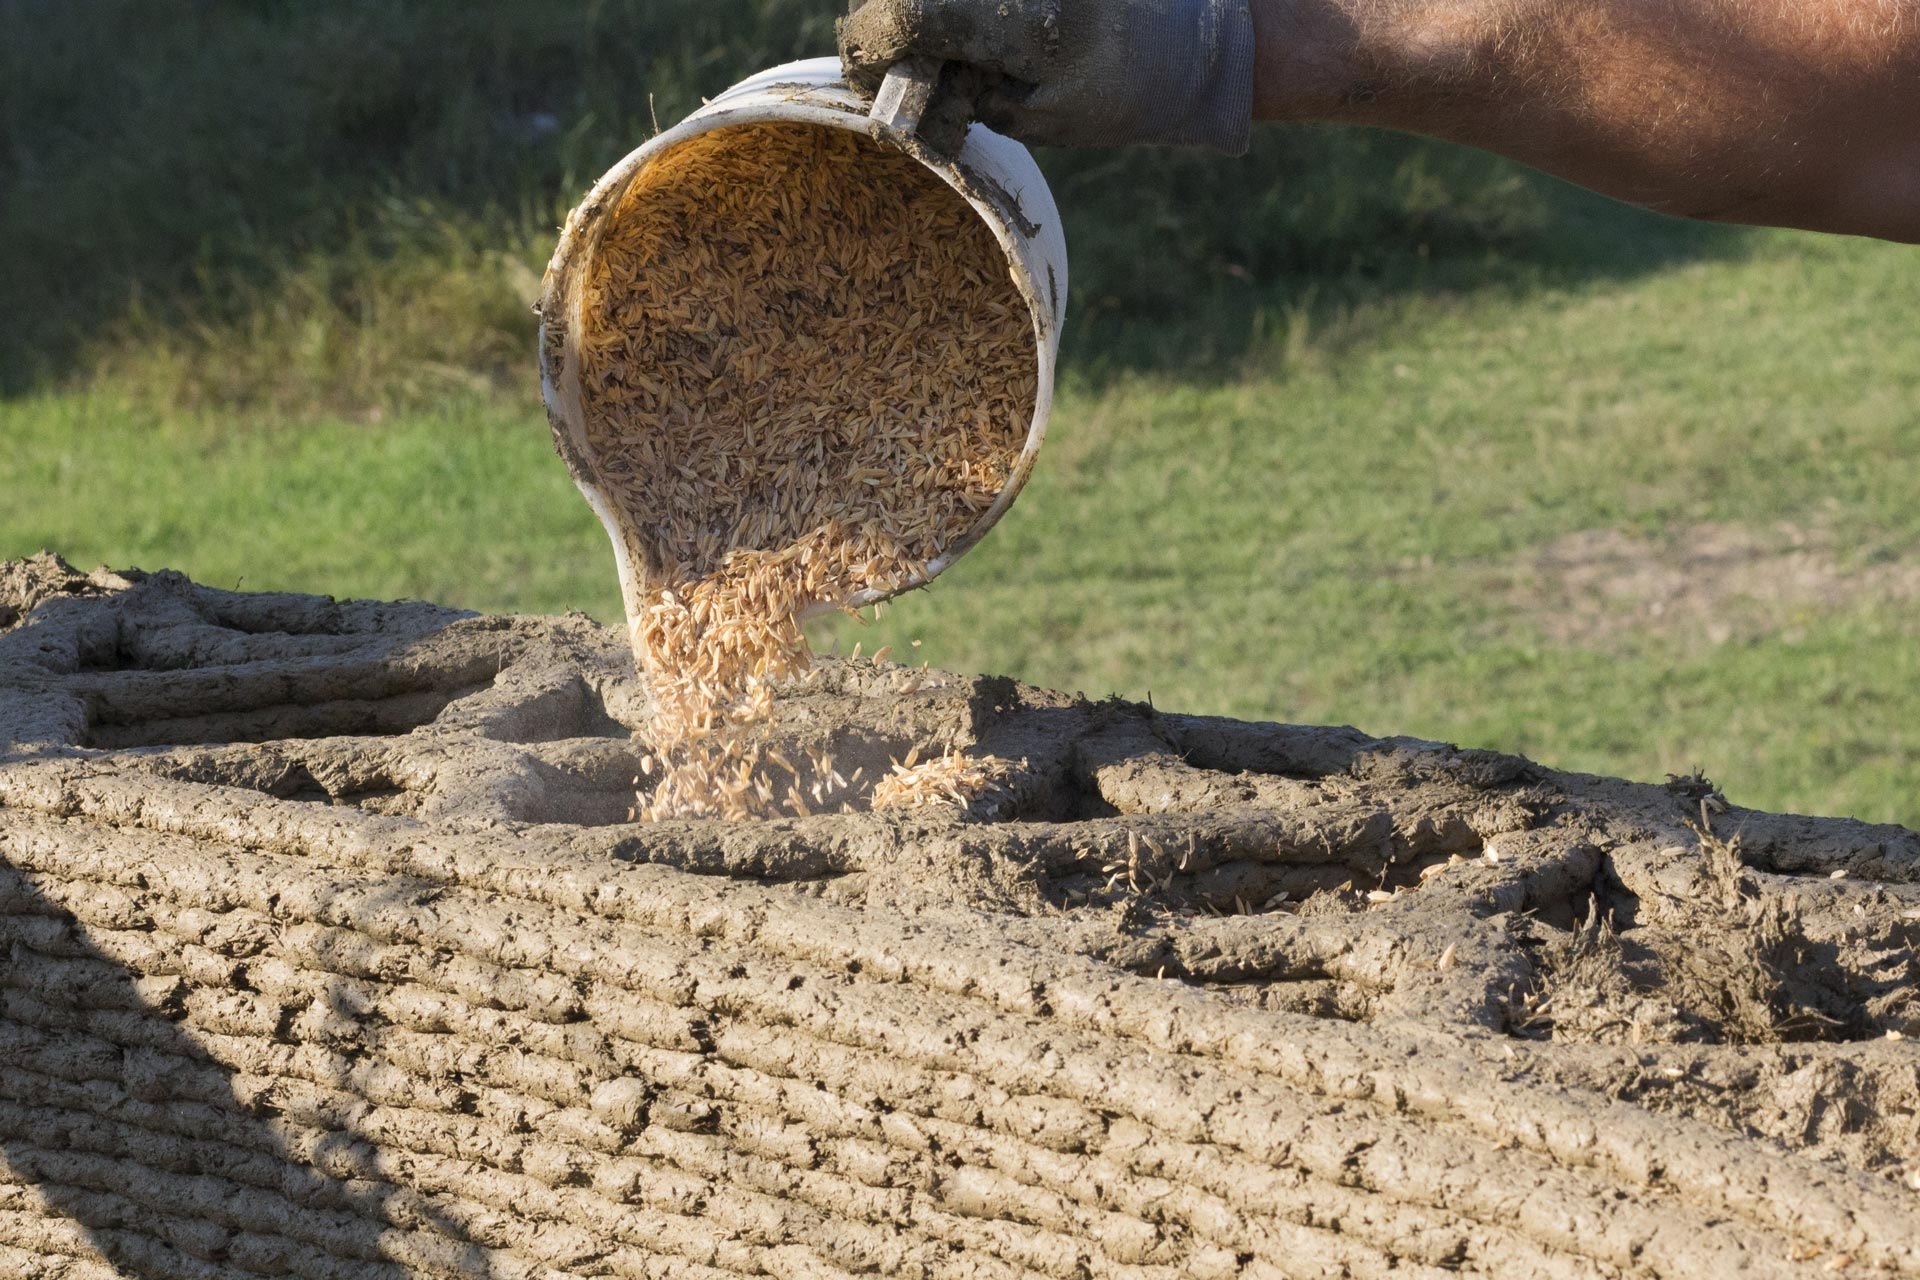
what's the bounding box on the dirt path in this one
[1477,520,1920,650]
[3,555,1916,1278]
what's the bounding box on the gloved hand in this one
[838,0,1258,154]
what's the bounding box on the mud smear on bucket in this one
[575,122,1037,821]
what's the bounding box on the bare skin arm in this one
[1253,0,1920,240]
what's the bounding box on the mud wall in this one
[2,558,1917,1279]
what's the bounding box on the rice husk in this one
[870,745,1009,813]
[576,122,1037,820]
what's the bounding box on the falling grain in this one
[576,122,1036,821]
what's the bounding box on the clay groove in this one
[0,851,1871,1280]
[0,1104,1066,1280]
[5,951,1541,1277]
[7,921,1597,1280]
[5,787,1911,1271]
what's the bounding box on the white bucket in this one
[538,57,1069,629]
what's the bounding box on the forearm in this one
[1253,0,1920,240]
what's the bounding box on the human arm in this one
[840,0,1920,241]
[1254,0,1920,240]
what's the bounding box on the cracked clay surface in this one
[2,555,1918,1278]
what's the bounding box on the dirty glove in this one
[839,0,1257,154]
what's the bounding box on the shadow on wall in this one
[0,870,509,1279]
[0,564,514,1274]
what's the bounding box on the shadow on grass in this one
[1055,154,1752,382]
[0,0,835,398]
[1,0,1744,405]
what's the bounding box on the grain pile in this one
[870,743,1009,812]
[576,121,1036,820]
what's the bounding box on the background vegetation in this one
[6,0,1918,823]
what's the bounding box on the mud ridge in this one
[2,558,1918,1278]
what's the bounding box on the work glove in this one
[838,0,1257,154]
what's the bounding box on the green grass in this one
[1,393,612,617]
[845,229,1920,824]
[9,229,1919,825]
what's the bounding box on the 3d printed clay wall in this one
[3,557,1917,1279]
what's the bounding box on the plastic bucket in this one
[538,57,1069,629]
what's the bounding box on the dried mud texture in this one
[3,557,1919,1280]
